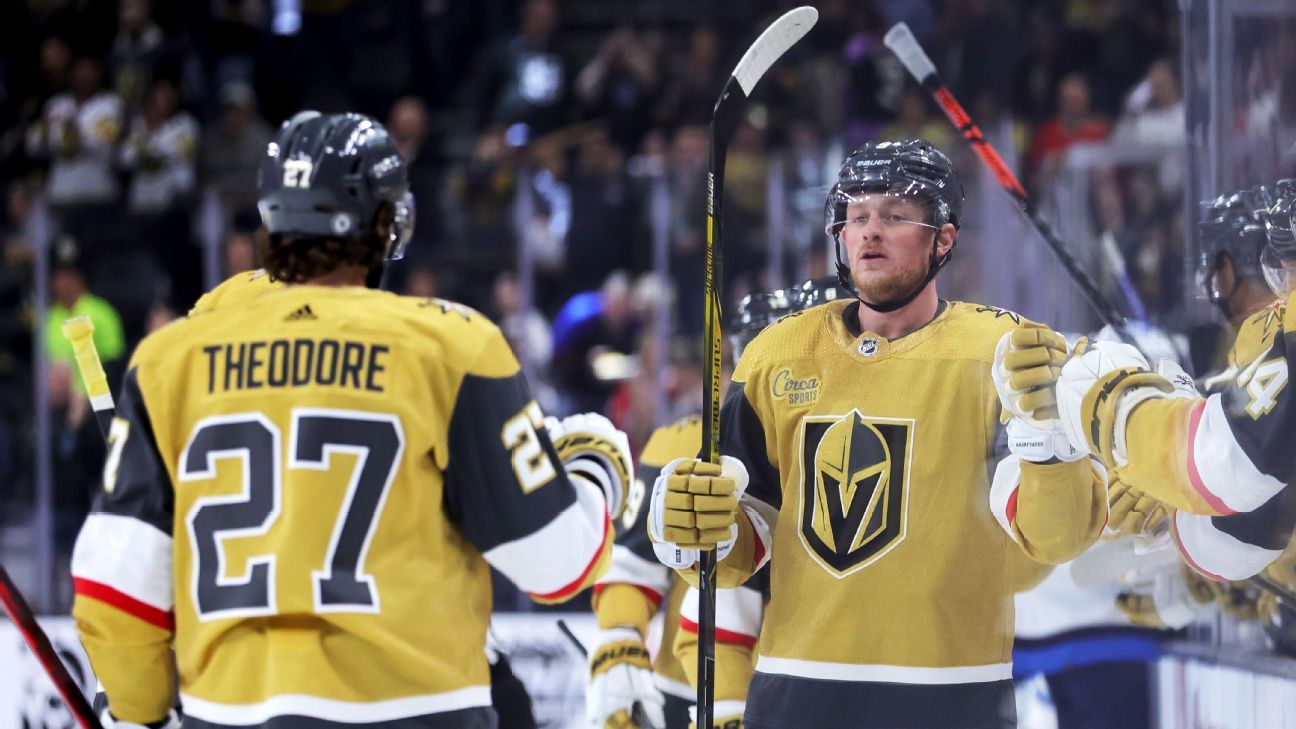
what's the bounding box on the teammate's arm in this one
[1059,298,1295,517]
[443,327,629,604]
[70,365,178,725]
[990,322,1107,564]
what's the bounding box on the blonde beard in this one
[852,262,930,306]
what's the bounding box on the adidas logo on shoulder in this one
[284,304,317,321]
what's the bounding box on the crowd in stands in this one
[0,0,1196,609]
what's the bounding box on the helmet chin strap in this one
[835,233,953,313]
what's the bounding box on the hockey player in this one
[70,111,633,729]
[648,139,1107,729]
[1055,179,1296,582]
[587,282,833,729]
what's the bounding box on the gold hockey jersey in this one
[1120,292,1296,581]
[71,285,612,728]
[703,299,1105,729]
[188,269,277,316]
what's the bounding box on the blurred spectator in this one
[551,271,640,415]
[25,56,123,248]
[119,79,199,216]
[723,120,771,285]
[386,95,443,271]
[200,81,271,220]
[222,229,257,276]
[654,26,726,131]
[403,266,440,299]
[879,87,955,155]
[1025,72,1109,191]
[492,270,552,375]
[1112,58,1185,189]
[575,28,660,154]
[119,78,201,309]
[1014,7,1064,125]
[43,236,125,381]
[47,358,102,566]
[108,0,166,113]
[473,0,569,137]
[667,124,709,339]
[563,126,639,298]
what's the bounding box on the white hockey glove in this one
[993,321,1070,427]
[689,701,746,729]
[99,709,181,729]
[547,413,634,521]
[1055,340,1175,466]
[648,456,748,570]
[586,627,667,729]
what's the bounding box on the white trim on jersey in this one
[598,544,672,596]
[654,674,694,700]
[484,478,607,597]
[681,584,763,639]
[179,686,492,725]
[1190,395,1286,514]
[1173,511,1282,581]
[71,513,174,611]
[755,656,1013,685]
[988,454,1020,540]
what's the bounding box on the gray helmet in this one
[1197,186,1274,281]
[823,138,964,237]
[824,139,963,311]
[258,111,414,260]
[730,277,851,358]
[1263,179,1296,295]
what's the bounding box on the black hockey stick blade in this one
[0,565,103,728]
[698,7,817,728]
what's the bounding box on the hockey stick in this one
[700,8,816,725]
[0,565,103,728]
[555,619,660,729]
[883,23,1140,339]
[60,316,116,438]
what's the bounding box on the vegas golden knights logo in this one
[799,410,912,577]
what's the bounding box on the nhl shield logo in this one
[797,410,912,577]
[858,337,880,356]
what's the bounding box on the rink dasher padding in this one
[6,617,1296,728]
[0,613,600,729]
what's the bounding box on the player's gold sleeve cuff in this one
[1012,458,1107,564]
[593,583,657,634]
[73,595,176,724]
[675,510,760,590]
[1119,397,1219,514]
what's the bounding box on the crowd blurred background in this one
[0,0,1293,616]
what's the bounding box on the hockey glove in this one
[689,701,746,729]
[1106,476,1170,541]
[1055,340,1176,466]
[648,456,748,570]
[586,627,666,729]
[993,321,1070,426]
[548,413,635,521]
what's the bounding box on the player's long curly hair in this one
[256,202,393,283]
